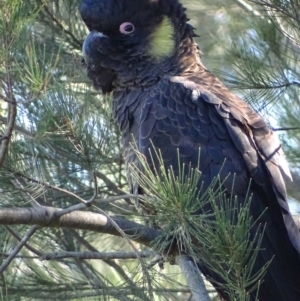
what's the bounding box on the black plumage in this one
[79,0,300,299]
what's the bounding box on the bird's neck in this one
[172,24,206,75]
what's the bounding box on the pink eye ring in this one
[119,22,135,34]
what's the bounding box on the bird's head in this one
[79,0,191,93]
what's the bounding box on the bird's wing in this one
[136,74,300,300]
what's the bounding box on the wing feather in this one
[133,74,300,300]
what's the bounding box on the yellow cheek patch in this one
[148,16,175,60]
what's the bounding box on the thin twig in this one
[0,93,15,104]
[70,230,153,301]
[96,194,139,203]
[93,206,155,299]
[10,169,138,206]
[3,224,154,301]
[95,170,125,195]
[86,170,98,204]
[6,287,191,297]
[4,225,42,255]
[258,0,300,22]
[0,225,39,273]
[11,178,41,207]
[39,250,155,260]
[0,115,35,138]
[42,4,82,49]
[0,254,39,259]
[273,126,299,131]
[234,0,263,17]
[0,64,17,168]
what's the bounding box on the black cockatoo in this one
[79,0,300,300]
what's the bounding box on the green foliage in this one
[220,0,300,202]
[131,147,269,301]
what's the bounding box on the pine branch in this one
[5,287,191,300]
[0,205,207,299]
[38,250,155,260]
[41,3,82,49]
[0,206,161,247]
[1,205,300,298]
[69,229,153,301]
[176,256,211,301]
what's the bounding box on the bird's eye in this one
[119,22,135,34]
